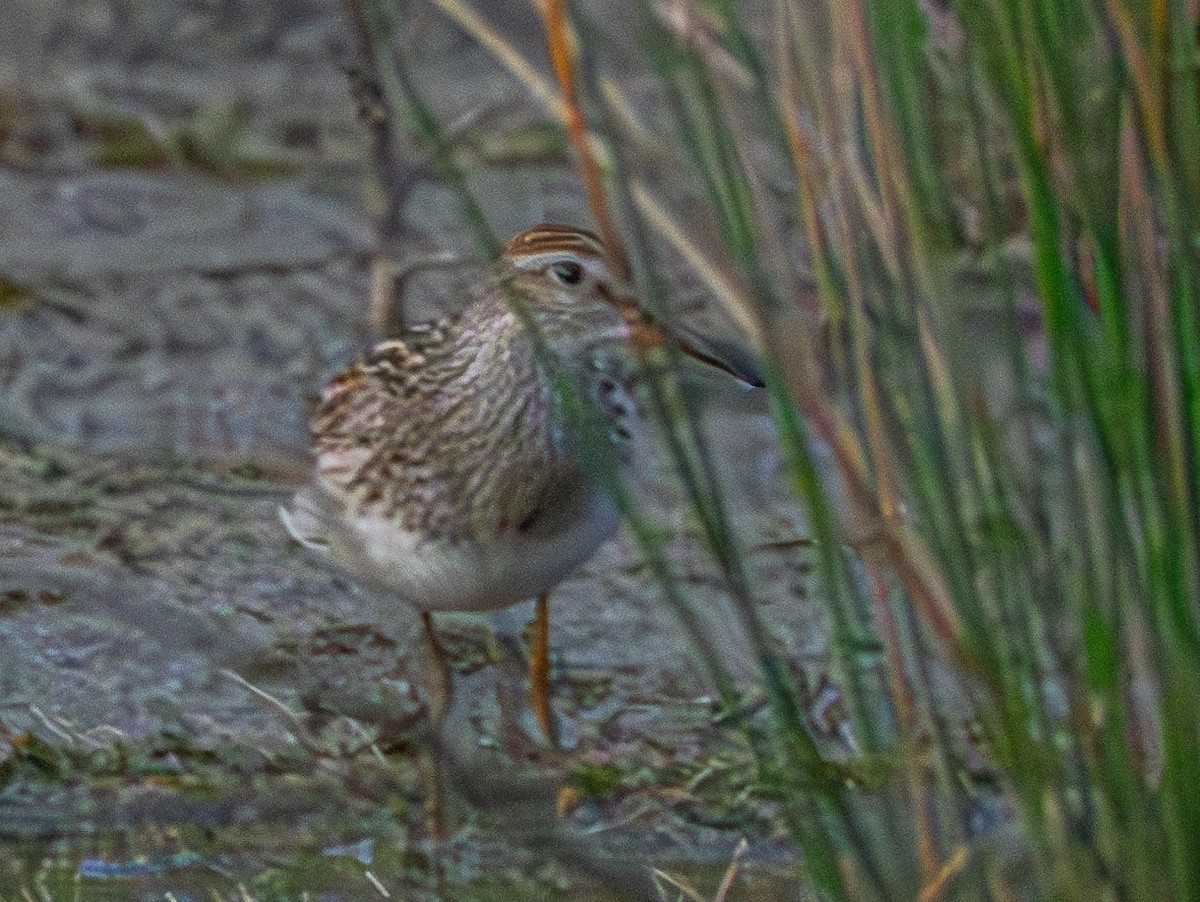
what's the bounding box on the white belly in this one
[282,480,620,613]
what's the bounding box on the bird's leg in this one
[422,611,452,725]
[419,611,450,846]
[527,594,557,746]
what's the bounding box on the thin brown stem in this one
[542,0,628,280]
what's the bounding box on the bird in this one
[280,223,763,743]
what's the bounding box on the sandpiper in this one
[281,224,762,740]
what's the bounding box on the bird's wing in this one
[310,319,457,465]
[298,316,569,541]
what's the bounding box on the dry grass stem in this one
[630,183,767,348]
[430,0,566,120]
[714,837,749,902]
[364,870,391,897]
[916,844,970,902]
[542,0,628,277]
[652,1,754,91]
[651,868,709,902]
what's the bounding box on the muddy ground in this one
[0,1,843,898]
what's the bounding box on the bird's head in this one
[501,224,763,387]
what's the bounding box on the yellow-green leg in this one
[420,611,449,846]
[528,594,556,744]
[421,611,451,725]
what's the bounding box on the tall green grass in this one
[349,0,1200,897]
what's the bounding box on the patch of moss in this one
[569,761,624,801]
[0,732,73,787]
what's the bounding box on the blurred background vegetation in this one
[1,0,1198,899]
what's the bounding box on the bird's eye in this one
[550,260,584,286]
